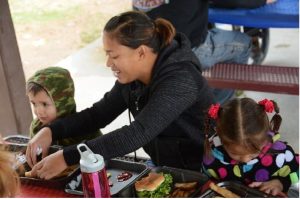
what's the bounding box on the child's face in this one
[223,144,260,163]
[28,90,57,125]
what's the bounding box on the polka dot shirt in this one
[202,132,299,192]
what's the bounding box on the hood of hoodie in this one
[27,66,76,117]
[27,66,76,137]
[151,32,202,81]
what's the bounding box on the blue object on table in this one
[209,0,299,28]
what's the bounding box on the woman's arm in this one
[49,81,127,141]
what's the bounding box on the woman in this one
[26,11,214,179]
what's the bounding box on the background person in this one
[132,0,252,104]
[202,98,299,196]
[25,11,214,179]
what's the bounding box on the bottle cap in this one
[77,143,104,173]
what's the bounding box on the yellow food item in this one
[209,182,239,198]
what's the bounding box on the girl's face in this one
[103,32,146,84]
[28,90,57,125]
[223,144,260,163]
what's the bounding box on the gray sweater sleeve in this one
[49,81,127,141]
[62,67,203,166]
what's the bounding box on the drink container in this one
[77,143,111,198]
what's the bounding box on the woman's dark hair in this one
[204,98,282,156]
[104,11,176,53]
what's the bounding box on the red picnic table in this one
[19,182,78,198]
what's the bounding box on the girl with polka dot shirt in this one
[202,98,299,196]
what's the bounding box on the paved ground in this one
[58,28,299,157]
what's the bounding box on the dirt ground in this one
[9,0,131,79]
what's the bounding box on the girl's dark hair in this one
[104,11,176,53]
[26,82,48,96]
[204,98,282,156]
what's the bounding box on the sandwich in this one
[135,172,173,198]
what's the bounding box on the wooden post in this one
[0,0,32,136]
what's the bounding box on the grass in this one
[11,7,80,24]
[9,0,131,46]
[9,2,101,46]
[79,13,104,46]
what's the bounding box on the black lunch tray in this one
[114,154,150,164]
[65,158,150,197]
[4,135,30,145]
[3,135,30,152]
[3,135,80,189]
[119,166,210,198]
[199,181,276,198]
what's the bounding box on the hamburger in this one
[135,172,173,198]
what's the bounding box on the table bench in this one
[203,63,299,95]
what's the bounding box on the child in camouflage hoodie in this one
[26,66,101,146]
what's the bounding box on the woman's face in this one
[103,32,143,84]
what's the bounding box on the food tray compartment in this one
[4,135,30,145]
[119,166,210,198]
[21,165,81,189]
[3,135,30,152]
[2,136,80,189]
[65,158,150,197]
[20,147,79,188]
[200,181,275,198]
[17,146,79,189]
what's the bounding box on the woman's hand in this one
[30,150,67,180]
[248,179,283,196]
[26,127,52,168]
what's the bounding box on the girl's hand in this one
[26,127,52,167]
[248,179,283,196]
[30,150,67,180]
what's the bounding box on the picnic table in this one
[208,0,299,28]
[20,182,76,198]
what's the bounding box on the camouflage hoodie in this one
[27,66,101,146]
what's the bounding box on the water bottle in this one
[77,143,111,198]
